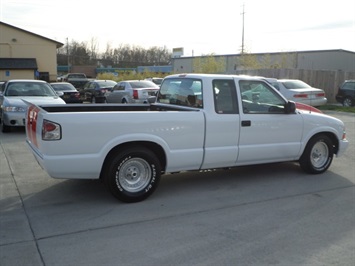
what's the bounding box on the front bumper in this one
[336,139,349,157]
[2,111,26,127]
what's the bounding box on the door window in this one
[240,80,286,114]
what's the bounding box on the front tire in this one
[343,97,354,107]
[299,135,333,174]
[104,147,161,203]
[1,116,11,133]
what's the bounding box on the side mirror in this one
[285,101,296,114]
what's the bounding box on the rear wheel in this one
[104,146,161,203]
[299,135,333,174]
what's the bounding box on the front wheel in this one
[299,135,334,174]
[343,97,354,107]
[1,115,11,133]
[104,147,161,203]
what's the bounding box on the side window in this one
[157,78,203,108]
[240,80,286,114]
[118,84,125,90]
[213,80,238,114]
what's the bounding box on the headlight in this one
[3,106,26,112]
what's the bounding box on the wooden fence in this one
[235,69,355,103]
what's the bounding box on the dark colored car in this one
[50,82,82,103]
[336,80,355,107]
[82,80,117,103]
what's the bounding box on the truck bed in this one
[39,103,201,112]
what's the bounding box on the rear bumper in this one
[296,98,327,107]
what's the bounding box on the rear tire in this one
[299,135,333,174]
[104,146,161,203]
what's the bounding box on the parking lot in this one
[0,111,354,266]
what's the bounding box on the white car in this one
[267,79,327,107]
[105,80,159,104]
[0,79,66,133]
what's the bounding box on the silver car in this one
[0,79,66,133]
[105,80,159,104]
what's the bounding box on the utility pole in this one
[241,3,245,54]
[66,37,70,73]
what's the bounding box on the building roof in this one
[0,21,64,48]
[174,49,355,59]
[0,58,38,70]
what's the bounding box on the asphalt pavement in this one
[0,111,354,266]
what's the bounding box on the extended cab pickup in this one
[25,74,349,202]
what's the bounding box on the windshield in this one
[5,82,57,96]
[281,80,311,89]
[51,83,76,91]
[129,81,159,88]
[97,81,117,88]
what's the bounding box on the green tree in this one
[193,54,225,73]
[238,53,260,70]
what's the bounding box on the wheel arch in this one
[100,141,167,179]
[304,131,339,155]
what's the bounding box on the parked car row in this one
[0,77,353,133]
[0,79,66,133]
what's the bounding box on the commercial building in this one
[0,21,63,82]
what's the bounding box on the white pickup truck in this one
[25,74,349,203]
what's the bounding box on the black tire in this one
[299,135,333,174]
[104,147,161,203]
[342,97,354,107]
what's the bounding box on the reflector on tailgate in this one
[26,105,40,148]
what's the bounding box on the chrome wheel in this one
[310,141,329,169]
[299,135,333,174]
[104,146,161,202]
[116,158,152,193]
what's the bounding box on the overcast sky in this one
[1,0,354,56]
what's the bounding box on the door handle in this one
[241,120,251,127]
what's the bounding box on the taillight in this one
[133,90,139,99]
[74,92,80,98]
[294,94,308,98]
[42,120,61,140]
[316,92,325,97]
